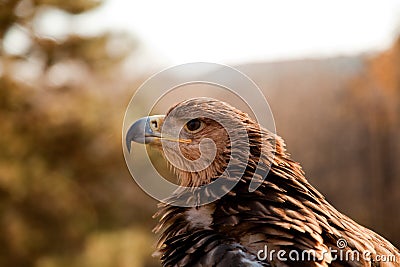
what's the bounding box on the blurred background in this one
[1,1,400,266]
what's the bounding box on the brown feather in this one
[140,98,400,267]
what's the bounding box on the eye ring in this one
[184,119,204,133]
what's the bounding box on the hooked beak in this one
[125,115,191,152]
[126,115,164,152]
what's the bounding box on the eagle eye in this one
[185,119,203,133]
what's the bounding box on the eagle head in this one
[126,97,272,188]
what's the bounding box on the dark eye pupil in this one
[186,119,201,131]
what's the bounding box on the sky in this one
[36,0,400,66]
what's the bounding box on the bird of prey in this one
[126,97,400,267]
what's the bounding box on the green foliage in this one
[0,1,157,267]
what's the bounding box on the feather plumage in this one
[128,98,400,267]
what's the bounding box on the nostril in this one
[150,120,158,130]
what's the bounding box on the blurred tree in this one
[0,1,158,267]
[347,36,400,246]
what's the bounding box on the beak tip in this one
[126,141,132,153]
[125,118,143,153]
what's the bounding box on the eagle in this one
[126,97,400,267]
